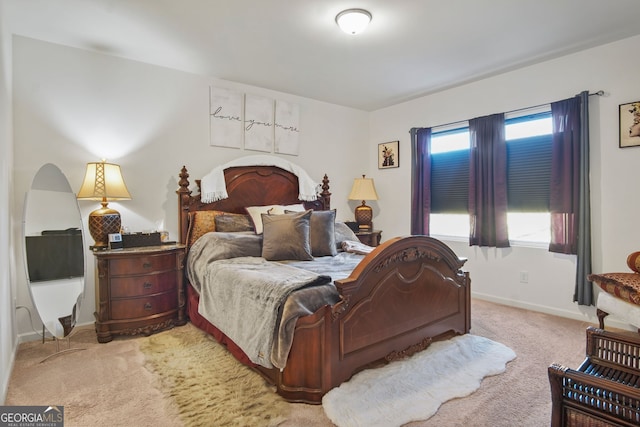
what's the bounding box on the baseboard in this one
[471,292,636,332]
[17,320,95,344]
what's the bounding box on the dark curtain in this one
[549,98,580,253]
[549,92,592,305]
[468,113,509,247]
[410,127,431,235]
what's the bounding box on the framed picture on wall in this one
[619,100,640,148]
[378,141,399,169]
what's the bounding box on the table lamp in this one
[77,160,131,249]
[348,175,378,230]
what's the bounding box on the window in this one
[431,127,469,214]
[429,110,552,244]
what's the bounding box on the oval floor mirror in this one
[23,163,85,343]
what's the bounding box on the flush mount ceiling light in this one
[335,8,372,35]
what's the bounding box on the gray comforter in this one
[186,231,363,369]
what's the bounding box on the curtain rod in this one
[411,90,605,132]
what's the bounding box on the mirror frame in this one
[23,163,86,339]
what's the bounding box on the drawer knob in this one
[143,262,152,269]
[144,302,152,311]
[143,282,153,289]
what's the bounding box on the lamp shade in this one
[349,175,378,230]
[348,175,378,201]
[77,161,131,249]
[77,161,132,201]
[335,9,372,35]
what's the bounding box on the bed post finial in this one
[320,174,331,210]
[177,166,192,244]
[178,166,190,191]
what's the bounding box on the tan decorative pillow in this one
[185,210,224,247]
[261,210,313,261]
[589,272,640,306]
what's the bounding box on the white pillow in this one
[282,203,305,212]
[245,204,305,234]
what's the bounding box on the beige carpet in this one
[5,299,591,426]
[5,327,182,427]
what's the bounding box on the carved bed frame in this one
[177,164,471,404]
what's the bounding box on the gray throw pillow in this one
[310,210,338,257]
[214,213,255,232]
[261,210,313,261]
[287,209,337,257]
[335,221,360,249]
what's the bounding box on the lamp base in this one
[354,202,373,230]
[88,206,121,250]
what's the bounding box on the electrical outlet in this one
[519,271,529,283]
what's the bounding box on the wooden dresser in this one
[93,244,186,343]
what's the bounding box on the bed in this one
[176,163,471,404]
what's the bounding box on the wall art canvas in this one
[378,141,399,169]
[619,100,640,148]
[209,87,243,148]
[274,100,300,156]
[244,94,274,152]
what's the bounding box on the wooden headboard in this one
[177,165,331,244]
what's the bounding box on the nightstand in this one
[355,230,382,247]
[92,244,186,343]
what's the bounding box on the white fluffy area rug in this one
[322,334,516,427]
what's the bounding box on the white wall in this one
[0,0,16,403]
[369,35,640,325]
[12,36,369,339]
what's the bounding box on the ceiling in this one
[6,0,640,111]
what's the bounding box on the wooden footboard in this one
[259,235,471,403]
